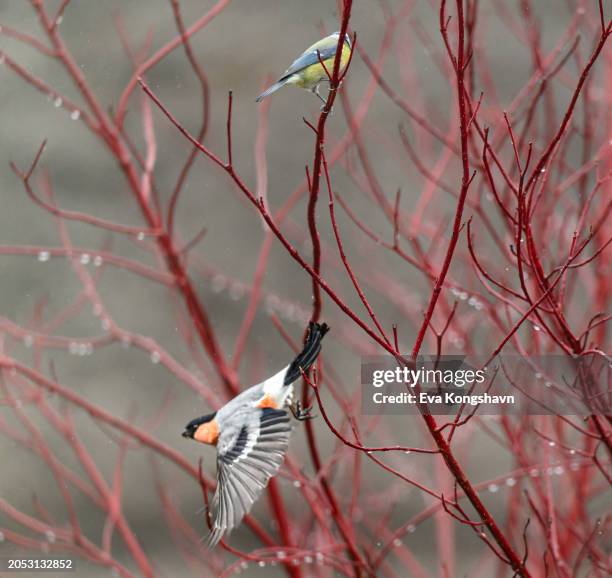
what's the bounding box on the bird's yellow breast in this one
[294,44,351,89]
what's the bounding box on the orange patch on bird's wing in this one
[194,420,219,445]
[256,394,279,409]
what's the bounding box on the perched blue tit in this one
[256,31,352,103]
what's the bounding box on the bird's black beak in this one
[182,428,193,439]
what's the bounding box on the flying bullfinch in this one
[182,322,329,547]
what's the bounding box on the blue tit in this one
[256,31,352,104]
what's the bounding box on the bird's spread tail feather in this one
[284,322,330,385]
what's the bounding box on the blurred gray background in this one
[0,1,600,577]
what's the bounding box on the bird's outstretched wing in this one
[205,408,292,547]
